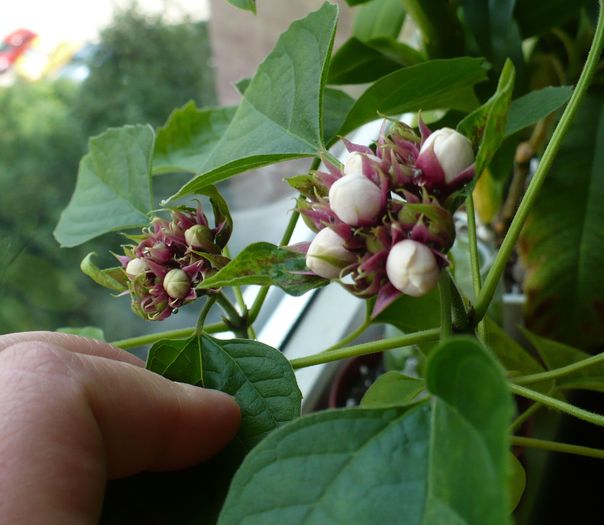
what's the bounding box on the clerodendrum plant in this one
[53,0,604,523]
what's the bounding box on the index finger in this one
[0,331,144,366]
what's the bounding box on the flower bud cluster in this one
[298,120,475,314]
[117,204,230,321]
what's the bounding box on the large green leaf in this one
[328,37,424,85]
[219,337,512,524]
[233,80,353,146]
[199,242,327,296]
[153,102,236,175]
[352,0,406,41]
[338,57,488,136]
[505,86,573,137]
[458,60,515,178]
[168,3,338,200]
[519,94,604,351]
[147,335,302,445]
[101,335,302,524]
[522,328,604,393]
[54,125,154,247]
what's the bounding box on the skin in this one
[0,331,241,524]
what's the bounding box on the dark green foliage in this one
[74,7,217,136]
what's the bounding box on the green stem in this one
[512,351,604,386]
[290,328,441,369]
[510,436,604,460]
[509,401,543,433]
[249,156,321,324]
[248,287,269,324]
[509,383,604,427]
[473,1,604,324]
[465,195,486,340]
[194,295,217,336]
[216,292,247,337]
[325,319,371,352]
[439,271,452,339]
[465,195,483,297]
[110,323,226,349]
[224,246,247,313]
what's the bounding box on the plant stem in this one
[510,436,604,460]
[473,1,604,324]
[439,271,452,339]
[509,401,543,433]
[509,383,604,427]
[512,351,604,385]
[216,291,241,322]
[465,195,483,298]
[465,195,486,339]
[249,156,321,324]
[194,295,217,336]
[216,291,247,337]
[223,246,247,313]
[290,328,441,369]
[110,323,226,349]
[325,319,371,351]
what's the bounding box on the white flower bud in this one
[386,240,440,297]
[328,175,382,226]
[419,128,474,184]
[343,151,380,178]
[163,268,190,299]
[306,228,356,279]
[184,224,213,248]
[125,257,148,277]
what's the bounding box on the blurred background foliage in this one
[0,7,216,336]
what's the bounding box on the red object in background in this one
[0,29,37,73]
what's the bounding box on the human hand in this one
[0,331,240,524]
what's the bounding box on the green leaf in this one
[54,125,154,247]
[323,88,356,145]
[458,59,515,177]
[507,453,526,512]
[328,37,424,85]
[361,371,425,407]
[374,288,440,333]
[338,57,488,136]
[169,3,338,200]
[199,242,327,296]
[80,252,128,293]
[483,318,552,393]
[148,334,302,445]
[522,328,604,393]
[515,0,591,38]
[458,0,522,71]
[234,79,352,146]
[152,102,236,175]
[505,86,573,137]
[352,0,406,41]
[103,334,301,524]
[55,326,106,340]
[226,0,256,14]
[219,336,512,525]
[519,93,604,350]
[345,0,373,5]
